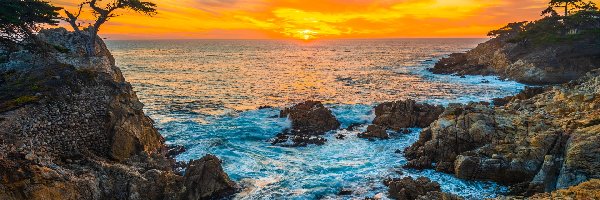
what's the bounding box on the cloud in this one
[48,0,600,39]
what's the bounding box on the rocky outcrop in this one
[404,69,600,194]
[373,100,444,131]
[385,177,462,200]
[0,28,236,199]
[358,124,389,139]
[273,100,340,146]
[183,155,237,200]
[492,86,547,106]
[430,23,600,85]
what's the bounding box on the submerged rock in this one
[385,177,462,200]
[373,100,444,131]
[404,70,600,195]
[273,101,340,146]
[0,28,236,199]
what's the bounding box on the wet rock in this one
[358,125,389,139]
[183,155,237,200]
[337,188,352,195]
[279,100,340,134]
[166,145,186,158]
[273,101,340,146]
[385,177,461,200]
[336,134,346,140]
[373,100,444,131]
[258,105,273,109]
[346,123,362,131]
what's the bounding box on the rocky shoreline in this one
[2,25,599,199]
[0,29,236,200]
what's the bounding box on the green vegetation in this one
[0,0,61,44]
[488,1,600,45]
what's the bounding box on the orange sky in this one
[49,0,599,40]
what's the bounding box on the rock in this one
[273,101,340,146]
[279,100,340,134]
[429,21,600,85]
[405,70,600,194]
[346,123,362,131]
[258,105,273,109]
[336,134,346,140]
[492,86,547,106]
[385,177,461,200]
[337,188,352,195]
[526,179,600,199]
[373,100,444,131]
[358,125,389,139]
[0,29,236,199]
[183,155,237,200]
[166,145,186,158]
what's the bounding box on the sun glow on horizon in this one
[49,0,600,40]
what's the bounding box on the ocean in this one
[106,39,524,199]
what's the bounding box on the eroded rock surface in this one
[404,70,600,194]
[0,28,236,200]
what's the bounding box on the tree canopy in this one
[542,0,597,16]
[0,0,62,43]
[64,0,156,56]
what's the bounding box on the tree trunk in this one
[86,28,97,57]
[564,3,568,16]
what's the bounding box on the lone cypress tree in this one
[0,0,61,43]
[64,0,157,56]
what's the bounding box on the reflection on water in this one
[107,39,523,199]
[107,39,521,121]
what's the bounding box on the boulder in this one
[273,101,340,146]
[183,155,237,200]
[373,100,444,131]
[385,177,462,200]
[358,125,389,139]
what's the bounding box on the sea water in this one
[106,39,524,199]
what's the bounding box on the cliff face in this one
[404,69,600,195]
[430,29,600,85]
[0,28,236,200]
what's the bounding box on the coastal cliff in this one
[0,28,236,199]
[430,15,600,85]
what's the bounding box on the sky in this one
[49,0,598,40]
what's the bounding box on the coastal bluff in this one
[430,19,600,85]
[0,28,236,200]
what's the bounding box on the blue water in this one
[107,39,523,199]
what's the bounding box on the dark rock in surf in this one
[272,101,340,146]
[183,155,237,200]
[385,177,462,200]
[358,124,389,139]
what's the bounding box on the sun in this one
[300,29,317,40]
